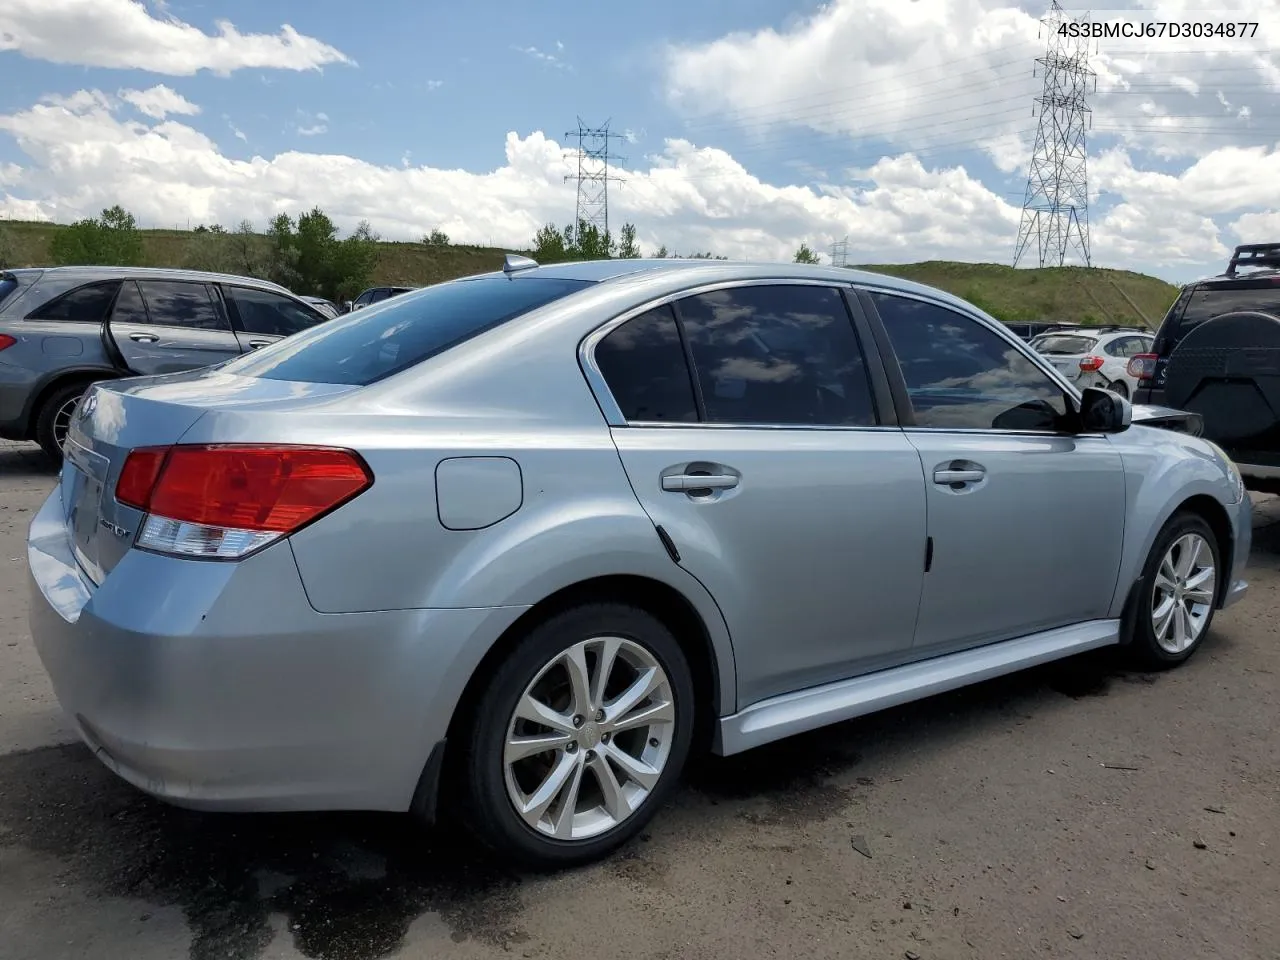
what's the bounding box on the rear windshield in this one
[1031,334,1096,355]
[1177,280,1280,335]
[220,276,593,385]
[0,275,16,310]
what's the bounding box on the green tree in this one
[573,221,615,260]
[793,242,821,264]
[423,228,450,247]
[650,244,669,259]
[617,223,640,259]
[331,220,380,301]
[227,219,268,278]
[532,222,568,263]
[49,205,144,266]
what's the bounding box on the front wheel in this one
[1129,512,1220,669]
[459,603,695,868]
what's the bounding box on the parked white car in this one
[1030,328,1155,399]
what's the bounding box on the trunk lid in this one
[60,369,356,584]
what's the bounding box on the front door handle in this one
[662,473,739,492]
[129,333,159,343]
[933,468,986,485]
[247,339,272,349]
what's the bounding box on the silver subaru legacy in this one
[27,257,1251,868]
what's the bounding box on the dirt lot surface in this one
[2,436,1278,960]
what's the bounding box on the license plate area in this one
[63,438,110,585]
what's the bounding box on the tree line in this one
[529,220,824,265]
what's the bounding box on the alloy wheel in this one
[1151,532,1216,654]
[52,394,83,451]
[503,635,676,841]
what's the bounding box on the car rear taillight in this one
[116,444,373,559]
[1079,355,1105,372]
[0,334,16,351]
[1127,353,1158,381]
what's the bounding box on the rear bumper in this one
[27,487,528,812]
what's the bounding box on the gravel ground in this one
[2,436,1278,960]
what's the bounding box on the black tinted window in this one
[1179,281,1280,334]
[596,307,697,422]
[28,281,120,322]
[873,293,1069,432]
[136,281,225,330]
[226,287,325,337]
[222,277,592,385]
[110,280,148,324]
[677,285,876,426]
[0,275,17,310]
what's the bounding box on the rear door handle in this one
[129,333,159,343]
[247,339,272,349]
[933,468,986,485]
[662,473,739,492]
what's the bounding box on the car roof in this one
[458,257,1003,318]
[2,265,295,295]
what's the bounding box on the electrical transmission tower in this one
[1013,1,1096,268]
[829,237,850,268]
[565,118,625,240]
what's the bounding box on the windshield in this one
[1030,334,1096,355]
[1177,280,1280,336]
[0,275,17,310]
[220,276,593,385]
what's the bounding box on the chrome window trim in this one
[578,276,882,429]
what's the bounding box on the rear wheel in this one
[459,603,694,868]
[34,381,95,462]
[1129,512,1220,669]
[1107,380,1129,398]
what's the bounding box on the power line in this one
[564,118,625,240]
[1014,1,1095,269]
[829,237,850,267]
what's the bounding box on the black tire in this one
[1128,511,1221,670]
[34,380,94,462]
[1107,380,1129,399]
[458,602,695,869]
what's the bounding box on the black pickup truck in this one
[1131,243,1280,494]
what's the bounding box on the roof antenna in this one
[503,254,538,276]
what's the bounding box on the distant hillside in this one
[1,220,1179,326]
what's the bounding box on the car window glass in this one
[1179,282,1280,335]
[226,287,326,337]
[369,289,392,303]
[595,306,698,423]
[136,281,225,330]
[221,277,592,386]
[1102,337,1127,357]
[110,280,148,324]
[28,281,121,323]
[676,285,877,426]
[1031,334,1095,355]
[0,275,17,310]
[872,293,1070,432]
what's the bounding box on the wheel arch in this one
[22,366,119,439]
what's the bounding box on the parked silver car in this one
[0,266,331,459]
[27,256,1251,868]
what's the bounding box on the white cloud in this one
[515,44,570,70]
[0,0,352,76]
[0,163,22,186]
[297,124,327,137]
[119,84,200,119]
[2,84,1279,280]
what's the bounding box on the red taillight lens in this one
[1127,353,1158,381]
[0,334,16,351]
[116,447,169,509]
[117,444,373,532]
[1079,355,1105,372]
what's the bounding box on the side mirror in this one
[343,301,355,314]
[1079,386,1132,433]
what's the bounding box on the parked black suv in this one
[1131,243,1280,493]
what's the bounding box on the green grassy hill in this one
[1,220,1180,326]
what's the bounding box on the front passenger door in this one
[109,280,242,375]
[864,291,1126,654]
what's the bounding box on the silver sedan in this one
[27,256,1251,868]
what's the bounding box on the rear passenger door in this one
[220,285,329,351]
[596,282,928,707]
[109,279,242,375]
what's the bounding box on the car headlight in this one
[1205,441,1245,504]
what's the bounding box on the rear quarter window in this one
[220,276,593,385]
[0,275,17,310]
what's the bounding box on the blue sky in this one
[1,0,1278,282]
